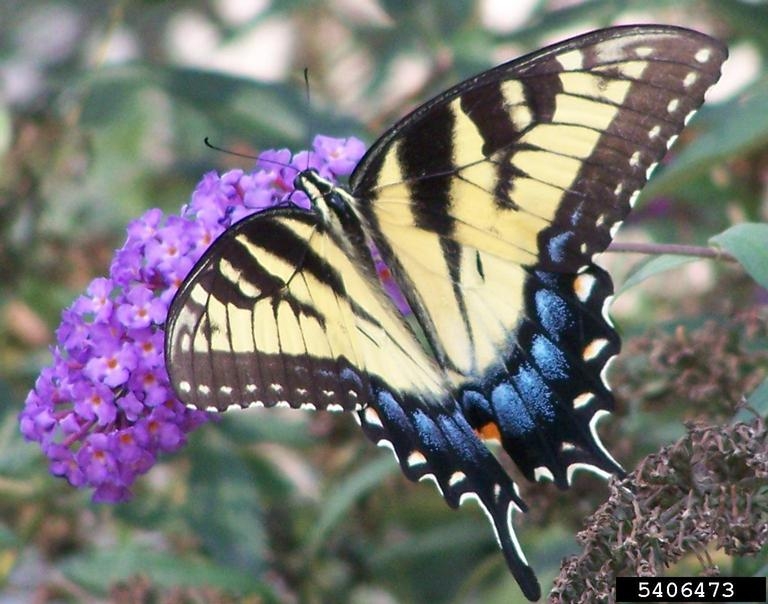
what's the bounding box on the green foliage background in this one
[1,1,766,602]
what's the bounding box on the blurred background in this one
[1,1,767,603]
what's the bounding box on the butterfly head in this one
[293,168,332,197]
[293,168,359,229]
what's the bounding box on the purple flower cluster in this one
[19,135,366,503]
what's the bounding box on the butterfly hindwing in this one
[459,263,622,486]
[358,386,539,599]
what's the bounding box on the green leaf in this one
[734,376,768,423]
[217,409,314,448]
[372,517,487,565]
[59,543,275,597]
[644,78,768,199]
[305,453,397,556]
[0,104,10,154]
[709,223,768,289]
[186,427,268,571]
[369,516,500,602]
[615,254,698,296]
[0,415,40,477]
[77,64,358,149]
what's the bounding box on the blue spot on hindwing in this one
[491,364,558,438]
[437,412,474,458]
[534,289,571,340]
[570,202,584,227]
[491,382,533,436]
[462,389,492,416]
[375,389,410,431]
[340,367,362,387]
[533,270,557,287]
[411,408,442,450]
[547,231,573,263]
[514,365,554,421]
[531,334,568,380]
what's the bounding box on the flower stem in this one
[607,241,737,262]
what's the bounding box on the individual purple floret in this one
[19,136,367,503]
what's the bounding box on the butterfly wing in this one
[348,25,726,483]
[165,206,542,599]
[166,208,441,411]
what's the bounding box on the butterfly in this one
[164,25,726,600]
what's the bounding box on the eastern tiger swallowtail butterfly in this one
[165,25,726,600]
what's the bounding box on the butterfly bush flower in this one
[19,135,370,503]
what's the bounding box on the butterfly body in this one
[165,26,727,601]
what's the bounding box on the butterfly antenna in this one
[204,136,300,175]
[303,67,314,172]
[203,137,259,161]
